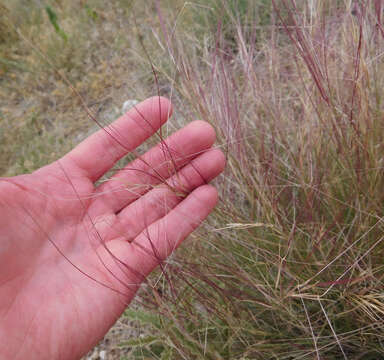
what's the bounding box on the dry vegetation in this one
[2,0,384,359]
[0,0,170,176]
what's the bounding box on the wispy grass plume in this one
[130,1,384,358]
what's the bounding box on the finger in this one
[104,149,225,242]
[92,120,216,214]
[62,96,172,182]
[99,185,218,287]
[133,184,218,277]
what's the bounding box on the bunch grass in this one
[132,1,384,359]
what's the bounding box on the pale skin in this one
[0,97,225,360]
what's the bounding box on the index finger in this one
[62,96,172,182]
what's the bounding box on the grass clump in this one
[128,1,384,358]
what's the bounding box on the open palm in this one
[0,97,225,360]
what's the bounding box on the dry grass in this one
[130,1,384,359]
[3,0,384,359]
[0,0,167,176]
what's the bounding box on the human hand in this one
[0,97,225,359]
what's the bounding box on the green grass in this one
[2,0,384,359]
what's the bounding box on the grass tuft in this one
[132,1,384,358]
